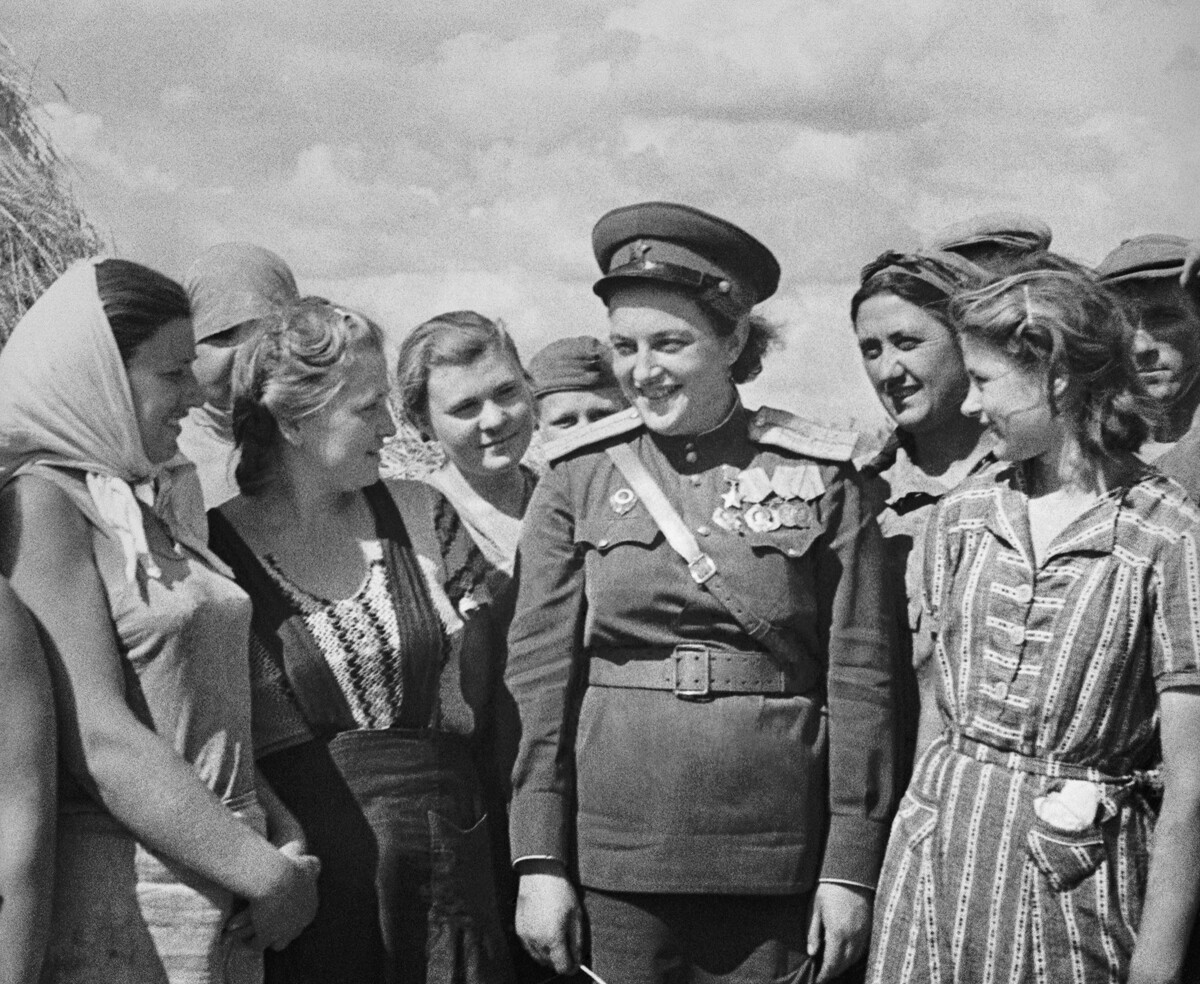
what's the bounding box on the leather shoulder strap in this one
[604,443,798,667]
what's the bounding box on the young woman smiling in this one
[0,259,318,983]
[867,264,1200,984]
[506,202,895,984]
[395,311,537,590]
[851,250,997,771]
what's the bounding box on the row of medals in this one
[712,463,822,534]
[609,462,822,534]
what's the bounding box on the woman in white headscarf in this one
[0,258,318,983]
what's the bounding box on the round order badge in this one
[711,506,742,532]
[743,504,781,533]
[776,501,812,528]
[610,488,637,515]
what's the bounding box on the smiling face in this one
[125,315,204,463]
[959,334,1062,462]
[853,292,970,435]
[424,347,535,479]
[606,284,744,436]
[1116,280,1200,405]
[536,387,627,441]
[286,349,396,490]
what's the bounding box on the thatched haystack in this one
[0,37,103,347]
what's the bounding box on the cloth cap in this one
[592,202,780,313]
[528,336,620,398]
[184,242,299,341]
[1096,234,1190,285]
[925,212,1052,256]
[859,248,992,297]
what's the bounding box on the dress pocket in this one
[896,787,940,851]
[1025,819,1107,892]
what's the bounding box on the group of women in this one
[0,202,1198,984]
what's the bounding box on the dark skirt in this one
[260,729,513,984]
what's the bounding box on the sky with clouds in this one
[5,0,1199,428]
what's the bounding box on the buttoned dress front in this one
[507,405,894,949]
[867,465,1200,984]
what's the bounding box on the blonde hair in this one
[230,297,385,495]
[394,310,528,431]
[951,262,1157,464]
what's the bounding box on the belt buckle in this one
[688,554,717,584]
[673,644,711,699]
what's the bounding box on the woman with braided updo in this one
[208,298,515,984]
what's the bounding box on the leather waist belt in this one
[588,645,816,699]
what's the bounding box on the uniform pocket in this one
[1025,819,1107,892]
[575,516,662,553]
[742,526,820,560]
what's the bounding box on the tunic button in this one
[598,538,610,548]
[1008,626,1025,645]
[685,450,698,463]
[787,548,800,557]
[690,475,702,486]
[1013,584,1033,604]
[993,681,1009,700]
[697,526,711,537]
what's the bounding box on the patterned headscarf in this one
[859,249,993,297]
[0,259,209,581]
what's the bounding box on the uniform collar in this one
[870,429,997,514]
[650,399,751,473]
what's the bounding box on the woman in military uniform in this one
[505,202,896,984]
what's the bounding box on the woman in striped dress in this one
[866,263,1200,984]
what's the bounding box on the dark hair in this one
[231,298,385,496]
[951,258,1158,463]
[849,270,953,327]
[94,258,190,364]
[394,311,528,429]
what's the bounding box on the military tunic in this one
[506,403,895,895]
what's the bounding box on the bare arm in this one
[0,477,315,948]
[1129,687,1200,984]
[0,579,55,984]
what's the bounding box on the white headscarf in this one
[0,258,208,581]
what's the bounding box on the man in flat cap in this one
[1098,234,1200,496]
[924,211,1052,273]
[528,335,628,443]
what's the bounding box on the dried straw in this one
[0,36,103,348]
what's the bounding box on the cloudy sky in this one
[5,0,1199,428]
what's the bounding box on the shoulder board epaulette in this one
[747,406,860,462]
[542,407,644,463]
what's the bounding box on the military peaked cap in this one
[592,202,780,312]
